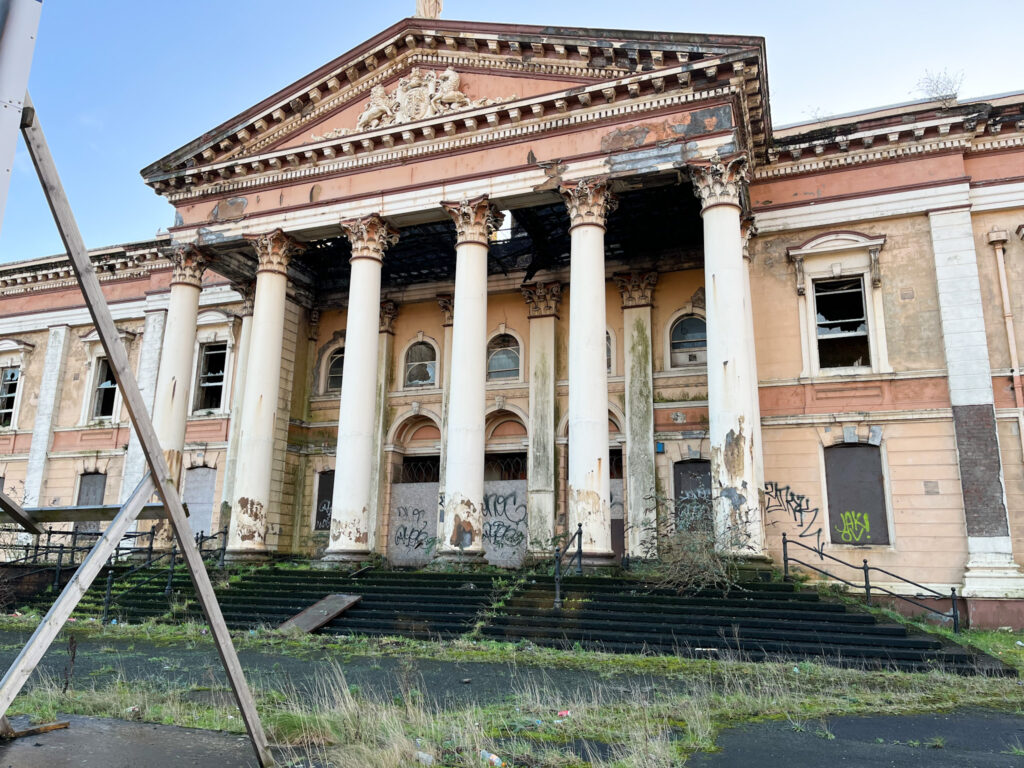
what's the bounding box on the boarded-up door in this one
[183,466,216,536]
[315,471,334,531]
[74,472,106,534]
[673,460,712,531]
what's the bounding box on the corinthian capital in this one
[169,244,208,288]
[244,229,305,275]
[688,154,749,211]
[614,271,659,309]
[340,214,399,262]
[441,195,503,245]
[559,178,617,229]
[520,281,562,318]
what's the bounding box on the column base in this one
[962,544,1024,598]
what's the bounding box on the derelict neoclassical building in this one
[2,14,1024,624]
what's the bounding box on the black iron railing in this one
[782,532,959,632]
[553,523,583,610]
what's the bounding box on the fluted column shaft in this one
[439,196,503,552]
[690,155,764,552]
[562,179,615,557]
[227,230,303,556]
[326,215,399,557]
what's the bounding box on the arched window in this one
[325,348,345,393]
[670,316,707,367]
[404,342,437,387]
[486,334,520,381]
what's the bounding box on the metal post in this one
[102,561,115,625]
[862,559,871,606]
[575,523,583,576]
[553,546,562,610]
[52,545,63,588]
[146,528,154,566]
[218,526,228,569]
[69,530,77,566]
[32,536,40,564]
[950,587,960,634]
[164,544,177,598]
[781,532,789,580]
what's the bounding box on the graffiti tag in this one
[764,481,823,553]
[482,492,527,549]
[392,506,430,549]
[835,510,871,543]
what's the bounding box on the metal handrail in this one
[553,523,583,610]
[782,532,959,632]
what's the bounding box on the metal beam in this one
[0,473,154,715]
[0,489,43,536]
[18,93,274,767]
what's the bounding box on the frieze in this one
[311,67,516,140]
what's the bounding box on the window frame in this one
[0,365,21,430]
[325,347,345,394]
[663,308,708,371]
[788,232,890,378]
[668,315,708,369]
[402,339,439,390]
[486,331,523,383]
[192,340,229,414]
[89,356,119,422]
[187,311,235,417]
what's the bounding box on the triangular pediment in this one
[142,18,769,194]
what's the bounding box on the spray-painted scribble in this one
[835,509,871,543]
[764,481,823,552]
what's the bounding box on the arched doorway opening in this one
[386,412,441,567]
[483,409,528,566]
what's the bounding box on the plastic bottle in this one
[479,749,504,766]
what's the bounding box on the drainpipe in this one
[989,228,1024,460]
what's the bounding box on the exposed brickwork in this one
[953,404,1009,538]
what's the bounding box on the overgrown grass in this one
[7,650,1022,768]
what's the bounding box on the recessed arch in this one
[663,306,707,370]
[398,335,440,389]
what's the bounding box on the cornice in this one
[155,62,752,203]
[0,247,170,296]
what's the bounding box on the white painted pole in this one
[691,155,764,552]
[0,0,42,234]
[562,179,614,557]
[440,196,500,553]
[326,215,396,557]
[226,230,301,557]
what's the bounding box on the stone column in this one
[614,272,659,558]
[929,208,1024,597]
[439,196,503,553]
[561,178,616,558]
[227,229,304,556]
[437,294,454,490]
[120,305,167,503]
[325,215,399,558]
[22,325,69,507]
[219,282,254,513]
[151,245,207,533]
[689,155,764,553]
[521,281,561,554]
[367,300,399,553]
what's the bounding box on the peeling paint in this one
[600,125,650,152]
[234,495,267,544]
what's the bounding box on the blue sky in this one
[0,0,1018,263]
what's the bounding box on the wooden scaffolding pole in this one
[0,92,275,767]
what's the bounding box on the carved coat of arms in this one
[312,67,514,140]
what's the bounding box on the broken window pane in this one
[0,367,19,428]
[404,342,436,387]
[92,358,117,419]
[824,443,889,545]
[326,348,345,392]
[814,277,869,368]
[195,342,227,411]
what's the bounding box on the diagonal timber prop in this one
[13,92,275,767]
[0,489,44,536]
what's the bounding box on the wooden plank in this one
[5,503,178,524]
[278,594,362,633]
[0,474,154,719]
[19,93,274,768]
[0,718,69,739]
[0,489,43,536]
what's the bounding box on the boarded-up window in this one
[314,470,334,531]
[824,444,889,545]
[183,466,216,536]
[75,472,106,534]
[673,459,712,532]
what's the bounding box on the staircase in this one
[24,564,1013,675]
